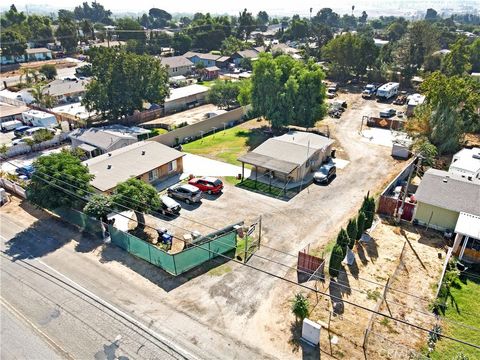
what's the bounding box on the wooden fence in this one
[367,117,406,131]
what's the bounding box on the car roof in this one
[179,184,199,192]
[202,176,220,183]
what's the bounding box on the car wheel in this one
[185,199,190,204]
[207,190,212,195]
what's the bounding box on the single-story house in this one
[255,43,301,57]
[238,131,334,184]
[164,84,209,114]
[215,56,231,70]
[231,49,260,66]
[159,56,194,77]
[183,52,221,67]
[413,169,480,262]
[1,47,53,65]
[84,141,184,193]
[42,79,90,104]
[69,125,150,158]
[203,66,220,80]
[25,48,53,62]
[0,103,30,124]
[448,147,480,180]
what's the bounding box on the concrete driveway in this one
[182,153,251,178]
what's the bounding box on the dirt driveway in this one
[125,92,408,358]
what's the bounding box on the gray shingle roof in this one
[84,141,184,192]
[159,56,193,68]
[42,79,89,97]
[415,169,480,216]
[183,51,221,61]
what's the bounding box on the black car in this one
[313,164,336,184]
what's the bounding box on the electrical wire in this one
[5,163,480,350]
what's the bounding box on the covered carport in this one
[453,212,480,263]
[237,152,298,194]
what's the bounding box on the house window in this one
[168,160,177,172]
[148,168,159,181]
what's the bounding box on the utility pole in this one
[396,157,416,222]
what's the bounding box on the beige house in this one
[84,141,184,193]
[238,131,334,184]
[414,169,480,263]
[159,56,194,77]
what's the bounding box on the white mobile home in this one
[376,82,399,100]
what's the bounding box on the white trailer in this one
[1,120,23,132]
[376,82,399,100]
[22,110,57,128]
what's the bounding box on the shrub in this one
[346,218,357,249]
[291,293,309,322]
[356,211,366,240]
[39,64,57,80]
[329,244,344,278]
[336,228,349,257]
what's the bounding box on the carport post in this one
[284,177,287,195]
[269,172,272,192]
[241,162,244,181]
[255,166,258,189]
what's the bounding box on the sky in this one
[3,0,479,17]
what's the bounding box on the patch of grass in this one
[235,235,256,260]
[208,264,232,276]
[238,178,286,198]
[223,176,242,186]
[149,128,168,136]
[182,124,268,166]
[366,289,381,301]
[430,275,480,360]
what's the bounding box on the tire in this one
[185,199,190,204]
[207,190,212,195]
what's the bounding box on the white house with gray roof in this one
[159,56,194,77]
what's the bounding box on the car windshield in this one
[318,167,329,175]
[213,179,222,186]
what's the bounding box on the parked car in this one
[188,177,224,194]
[167,184,202,204]
[15,164,35,178]
[313,163,336,184]
[11,136,33,146]
[13,126,31,137]
[1,120,23,132]
[379,108,396,118]
[159,195,181,216]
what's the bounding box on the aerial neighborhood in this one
[1,1,479,359]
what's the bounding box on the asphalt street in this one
[0,217,195,360]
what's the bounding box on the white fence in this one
[5,132,70,158]
[0,178,27,198]
[0,95,27,107]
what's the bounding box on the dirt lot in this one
[0,59,79,77]
[142,104,221,128]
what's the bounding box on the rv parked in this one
[376,82,399,101]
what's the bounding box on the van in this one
[1,120,23,132]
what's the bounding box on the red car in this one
[188,177,224,194]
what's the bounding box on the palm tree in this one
[19,68,39,85]
[30,84,55,109]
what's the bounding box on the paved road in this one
[0,203,273,360]
[0,218,197,360]
[1,300,62,360]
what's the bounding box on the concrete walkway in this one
[182,153,251,178]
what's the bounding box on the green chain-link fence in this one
[53,207,104,240]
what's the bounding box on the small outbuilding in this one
[238,131,334,186]
[164,84,209,114]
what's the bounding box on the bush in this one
[39,64,57,80]
[329,244,344,278]
[291,293,309,322]
[356,211,366,240]
[32,129,54,143]
[336,228,349,257]
[346,218,358,249]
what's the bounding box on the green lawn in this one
[430,275,480,359]
[238,178,287,198]
[182,123,268,166]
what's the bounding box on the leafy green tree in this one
[413,137,438,167]
[73,1,112,24]
[112,178,160,230]
[30,84,55,108]
[287,17,309,40]
[58,9,75,21]
[312,8,340,28]
[329,244,344,278]
[356,211,366,240]
[364,197,376,229]
[256,11,269,27]
[83,194,112,220]
[207,80,242,110]
[27,15,53,47]
[469,38,480,72]
[172,32,192,55]
[39,64,57,80]
[27,151,93,210]
[290,293,309,323]
[221,35,247,55]
[240,57,253,71]
[386,21,407,42]
[237,8,255,40]
[425,8,438,21]
[442,38,472,76]
[116,17,145,42]
[81,19,95,40]
[250,53,326,128]
[0,30,27,59]
[56,18,78,53]
[346,218,358,249]
[336,228,349,257]
[148,8,172,28]
[83,48,169,120]
[1,4,27,28]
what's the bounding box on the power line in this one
[6,163,480,350]
[9,159,478,332]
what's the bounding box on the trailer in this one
[376,82,399,100]
[1,120,23,132]
[22,110,57,128]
